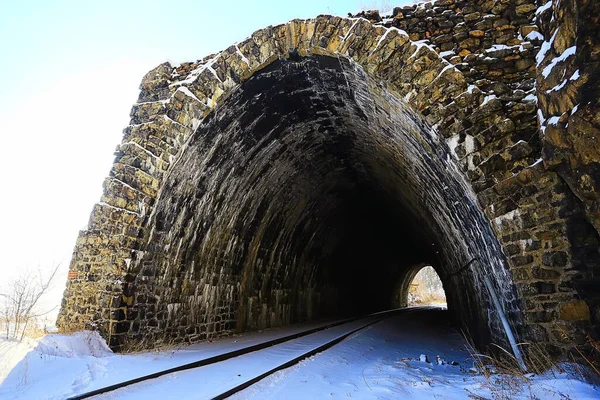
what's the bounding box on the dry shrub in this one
[462,330,530,399]
[120,334,184,357]
[462,327,598,400]
[551,325,600,381]
[571,334,600,380]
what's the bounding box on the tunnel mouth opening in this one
[320,183,445,319]
[126,53,520,353]
[406,266,447,308]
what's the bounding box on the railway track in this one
[68,308,411,400]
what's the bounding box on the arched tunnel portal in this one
[132,54,517,350]
[58,13,600,358]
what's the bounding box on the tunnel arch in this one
[403,265,447,308]
[59,15,541,352]
[128,53,519,349]
[393,263,439,309]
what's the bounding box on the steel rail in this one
[211,311,404,400]
[67,309,406,400]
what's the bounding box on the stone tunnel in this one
[58,0,600,361]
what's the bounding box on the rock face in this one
[57,0,600,360]
[536,0,600,238]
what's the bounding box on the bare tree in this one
[0,264,60,341]
[359,0,393,13]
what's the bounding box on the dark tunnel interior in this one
[126,54,521,350]
[323,185,440,316]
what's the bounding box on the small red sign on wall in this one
[68,271,78,279]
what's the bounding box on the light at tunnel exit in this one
[407,266,447,307]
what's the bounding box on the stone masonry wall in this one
[534,0,600,348]
[351,0,600,357]
[58,0,599,358]
[122,55,519,349]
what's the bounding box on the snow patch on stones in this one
[542,45,577,78]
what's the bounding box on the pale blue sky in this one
[0,0,407,317]
[0,0,384,107]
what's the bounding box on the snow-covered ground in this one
[0,309,598,399]
[235,310,599,400]
[0,318,345,399]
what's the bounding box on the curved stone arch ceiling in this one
[131,48,516,347]
[59,15,532,350]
